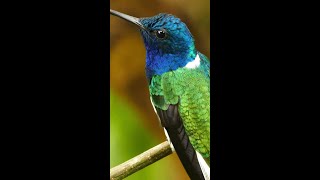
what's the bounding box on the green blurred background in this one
[110,0,210,179]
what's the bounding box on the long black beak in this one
[110,9,146,31]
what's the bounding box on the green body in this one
[149,53,210,163]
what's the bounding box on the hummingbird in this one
[110,9,210,180]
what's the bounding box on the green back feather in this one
[149,55,210,160]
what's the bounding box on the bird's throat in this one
[145,49,197,79]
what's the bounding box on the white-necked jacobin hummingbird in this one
[110,9,210,180]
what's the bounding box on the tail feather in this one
[196,151,210,180]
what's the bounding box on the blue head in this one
[110,10,197,79]
[139,14,196,78]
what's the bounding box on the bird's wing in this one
[152,100,206,180]
[149,69,210,179]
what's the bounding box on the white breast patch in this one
[185,54,201,69]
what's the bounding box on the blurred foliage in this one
[110,90,183,179]
[110,0,209,179]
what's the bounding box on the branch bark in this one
[110,141,173,180]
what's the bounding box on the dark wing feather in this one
[156,104,205,180]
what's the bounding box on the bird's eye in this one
[155,30,167,39]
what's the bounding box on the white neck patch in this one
[185,54,201,69]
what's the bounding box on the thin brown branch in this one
[110,141,173,180]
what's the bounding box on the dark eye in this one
[155,30,167,39]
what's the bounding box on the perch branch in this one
[110,141,173,180]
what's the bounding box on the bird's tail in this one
[196,151,210,180]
